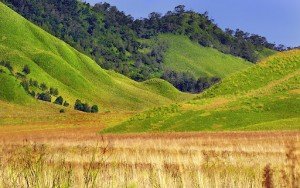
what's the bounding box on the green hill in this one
[0,72,33,104]
[103,50,300,133]
[2,0,278,84]
[160,34,252,78]
[0,2,191,112]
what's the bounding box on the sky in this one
[85,0,300,47]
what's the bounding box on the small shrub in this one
[22,65,30,75]
[40,83,48,91]
[59,109,65,113]
[29,79,39,87]
[16,72,26,79]
[50,87,59,96]
[63,101,70,107]
[37,92,52,102]
[54,96,64,105]
[20,80,30,92]
[91,105,99,113]
[74,99,84,111]
[0,61,13,72]
[30,90,36,97]
[0,68,4,73]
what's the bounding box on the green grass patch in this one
[159,34,252,78]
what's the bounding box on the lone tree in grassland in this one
[22,65,30,75]
[54,96,64,105]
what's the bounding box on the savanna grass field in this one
[0,126,299,187]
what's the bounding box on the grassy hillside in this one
[103,50,300,133]
[159,34,252,78]
[0,72,33,104]
[0,2,191,112]
[256,48,277,61]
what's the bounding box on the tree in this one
[74,99,84,111]
[22,65,30,75]
[63,101,70,107]
[37,92,52,102]
[40,83,48,91]
[54,96,64,105]
[50,87,59,96]
[0,61,13,72]
[30,91,36,98]
[225,28,234,36]
[29,79,39,87]
[276,44,286,51]
[91,105,99,113]
[174,5,185,14]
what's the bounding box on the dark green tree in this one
[174,5,185,14]
[30,90,36,97]
[40,83,48,91]
[74,99,84,111]
[22,65,30,75]
[54,96,64,105]
[91,105,99,113]
[63,101,70,107]
[50,87,59,96]
[29,79,39,87]
[37,92,52,102]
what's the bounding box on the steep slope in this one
[0,71,33,104]
[0,2,191,112]
[103,50,300,133]
[159,34,252,78]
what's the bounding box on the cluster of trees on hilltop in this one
[3,0,283,93]
[133,5,284,62]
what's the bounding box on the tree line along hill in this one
[2,0,280,93]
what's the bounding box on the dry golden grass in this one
[0,130,299,187]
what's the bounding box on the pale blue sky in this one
[85,0,300,47]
